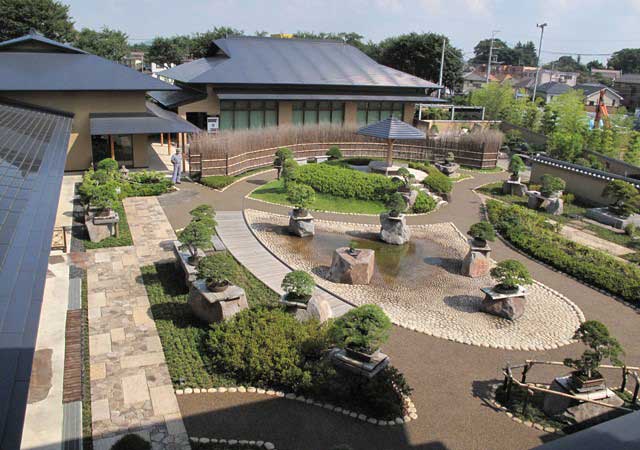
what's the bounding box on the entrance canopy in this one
[89,102,200,135]
[356,117,425,167]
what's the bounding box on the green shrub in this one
[190,204,217,226]
[540,174,566,197]
[386,192,407,215]
[603,180,640,218]
[625,223,638,238]
[282,158,299,185]
[90,182,119,211]
[281,270,315,302]
[286,183,316,209]
[326,146,343,160]
[178,220,213,261]
[396,167,414,188]
[328,305,391,354]
[486,200,640,302]
[200,175,236,189]
[275,147,294,162]
[468,221,495,242]
[490,260,532,291]
[412,191,437,213]
[97,158,119,172]
[126,178,172,197]
[128,170,165,184]
[421,164,453,194]
[111,434,150,450]
[196,253,236,285]
[508,155,526,176]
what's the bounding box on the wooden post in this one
[110,135,115,159]
[160,133,164,146]
[178,132,183,151]
[521,389,532,416]
[386,139,394,166]
[621,367,628,392]
[167,133,172,155]
[521,363,531,384]
[182,133,187,172]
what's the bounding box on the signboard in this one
[206,116,219,133]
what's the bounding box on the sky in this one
[65,0,640,64]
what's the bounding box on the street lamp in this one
[531,23,548,102]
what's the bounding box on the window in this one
[292,101,345,126]
[220,101,278,130]
[357,102,405,125]
[185,112,207,130]
[91,135,134,168]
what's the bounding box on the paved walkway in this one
[82,197,189,450]
[216,211,353,317]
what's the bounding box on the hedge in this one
[486,200,640,303]
[409,162,453,194]
[200,175,236,190]
[293,164,399,201]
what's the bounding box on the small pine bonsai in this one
[445,152,456,164]
[396,167,415,189]
[508,155,526,178]
[90,183,119,213]
[196,253,236,290]
[286,183,316,212]
[189,204,217,227]
[540,174,566,198]
[468,221,495,243]
[274,147,293,166]
[603,179,640,218]
[490,259,532,292]
[96,158,119,172]
[281,270,315,303]
[326,146,343,160]
[328,304,391,354]
[111,434,151,450]
[386,192,407,217]
[177,220,213,264]
[563,320,624,381]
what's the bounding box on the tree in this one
[563,321,624,380]
[544,55,585,72]
[609,48,640,73]
[586,60,604,70]
[147,36,187,66]
[602,180,640,217]
[468,82,515,121]
[545,90,589,161]
[75,27,128,61]
[624,132,640,166]
[189,27,244,59]
[377,33,463,92]
[0,0,76,42]
[470,38,510,64]
[512,41,537,66]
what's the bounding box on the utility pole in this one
[437,38,446,99]
[486,30,499,82]
[531,22,548,102]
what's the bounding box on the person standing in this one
[171,148,182,184]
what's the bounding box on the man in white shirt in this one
[171,148,182,184]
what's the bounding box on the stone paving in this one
[245,209,585,351]
[79,197,189,450]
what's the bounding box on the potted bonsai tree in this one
[326,146,342,160]
[386,192,407,218]
[603,180,640,218]
[540,174,566,199]
[563,320,624,391]
[490,259,532,294]
[468,221,496,248]
[328,304,392,362]
[281,158,299,187]
[396,167,415,193]
[189,204,217,227]
[508,155,526,181]
[274,147,293,179]
[196,253,236,292]
[445,152,456,164]
[177,219,213,265]
[90,183,119,217]
[281,270,315,307]
[286,183,315,218]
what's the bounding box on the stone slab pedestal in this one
[329,348,389,379]
[435,162,460,176]
[188,280,248,324]
[173,240,205,285]
[527,192,563,215]
[480,286,526,320]
[85,210,119,242]
[368,160,407,176]
[586,207,640,230]
[502,180,527,197]
[287,296,333,323]
[289,212,315,237]
[328,247,375,285]
[401,189,418,209]
[462,245,492,278]
[380,213,411,245]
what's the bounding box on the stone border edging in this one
[472,186,640,313]
[189,436,276,449]
[176,386,418,427]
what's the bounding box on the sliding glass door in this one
[91,135,134,168]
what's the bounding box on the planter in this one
[207,279,230,293]
[186,254,201,266]
[345,347,378,363]
[280,293,311,309]
[389,210,401,218]
[471,237,488,248]
[494,284,520,295]
[397,185,411,194]
[572,371,606,392]
[509,173,520,182]
[293,208,309,218]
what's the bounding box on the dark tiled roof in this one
[0,31,87,54]
[356,117,426,140]
[533,155,640,188]
[90,102,201,135]
[0,101,72,449]
[147,87,207,108]
[535,82,572,95]
[463,71,486,82]
[159,36,439,89]
[215,92,446,102]
[574,83,622,99]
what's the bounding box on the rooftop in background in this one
[0,99,72,449]
[0,31,177,92]
[158,36,440,89]
[574,83,623,99]
[534,82,572,95]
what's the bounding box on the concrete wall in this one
[530,161,612,205]
[177,86,220,117]
[4,91,148,171]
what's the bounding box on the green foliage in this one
[625,223,638,238]
[286,183,316,209]
[178,220,213,259]
[386,192,407,214]
[396,167,413,187]
[420,164,453,194]
[602,180,640,217]
[326,146,343,160]
[328,305,392,354]
[75,27,128,61]
[508,155,526,176]
[111,434,151,450]
[412,191,437,213]
[609,48,640,73]
[490,260,532,291]
[471,39,537,66]
[90,183,119,211]
[281,158,299,185]
[96,158,119,172]
[190,204,217,227]
[563,321,624,379]
[147,36,188,65]
[275,147,294,164]
[624,132,640,166]
[0,0,76,42]
[196,253,236,284]
[128,170,165,184]
[200,175,235,189]
[281,270,315,301]
[540,174,566,197]
[468,221,495,242]
[545,90,589,161]
[486,200,640,302]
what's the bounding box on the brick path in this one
[83,197,189,450]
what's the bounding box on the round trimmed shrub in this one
[196,253,236,286]
[97,158,119,172]
[490,259,532,292]
[111,434,150,450]
[468,221,496,242]
[328,305,391,354]
[281,270,315,302]
[286,183,316,210]
[326,146,343,160]
[540,174,566,197]
[275,147,293,164]
[282,158,299,185]
[422,166,453,194]
[412,191,437,213]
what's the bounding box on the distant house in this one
[613,73,640,111]
[574,83,623,108]
[462,71,489,93]
[532,81,572,103]
[123,51,145,72]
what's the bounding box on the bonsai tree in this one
[468,221,495,246]
[603,180,640,218]
[177,219,213,264]
[90,183,119,215]
[286,183,315,216]
[274,147,294,178]
[96,158,119,172]
[490,259,532,293]
[281,270,315,304]
[326,146,342,160]
[445,152,456,164]
[196,253,236,292]
[281,158,299,186]
[111,434,151,450]
[508,155,526,179]
[328,304,392,356]
[189,204,217,227]
[396,167,415,191]
[386,192,407,217]
[540,174,566,198]
[563,320,624,382]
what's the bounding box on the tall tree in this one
[544,55,585,72]
[147,36,187,66]
[470,38,511,64]
[189,27,244,58]
[75,27,129,61]
[0,0,75,42]
[376,33,463,91]
[546,90,589,161]
[608,48,640,73]
[512,41,537,66]
[586,60,604,70]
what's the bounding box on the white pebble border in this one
[176,386,417,427]
[473,187,640,313]
[189,436,276,449]
[198,168,276,192]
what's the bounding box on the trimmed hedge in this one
[412,191,437,213]
[486,200,640,303]
[200,175,236,190]
[293,164,399,201]
[409,162,453,194]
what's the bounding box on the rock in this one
[461,247,492,278]
[379,213,411,245]
[85,209,119,242]
[480,287,526,320]
[401,190,419,208]
[264,443,275,450]
[288,213,314,237]
[435,162,459,176]
[173,240,205,285]
[306,296,333,323]
[188,280,248,324]
[544,198,564,215]
[526,192,544,210]
[502,180,527,197]
[328,247,375,285]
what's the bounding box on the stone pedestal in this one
[173,240,205,285]
[329,348,389,379]
[435,162,460,176]
[188,280,248,324]
[290,296,333,323]
[379,213,411,245]
[461,245,492,278]
[288,212,315,237]
[85,210,119,242]
[526,191,545,210]
[585,207,640,230]
[527,192,563,215]
[502,180,527,197]
[480,286,526,320]
[543,375,625,426]
[328,247,375,285]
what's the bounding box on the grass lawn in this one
[141,254,279,389]
[250,178,388,214]
[200,167,272,190]
[82,201,133,249]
